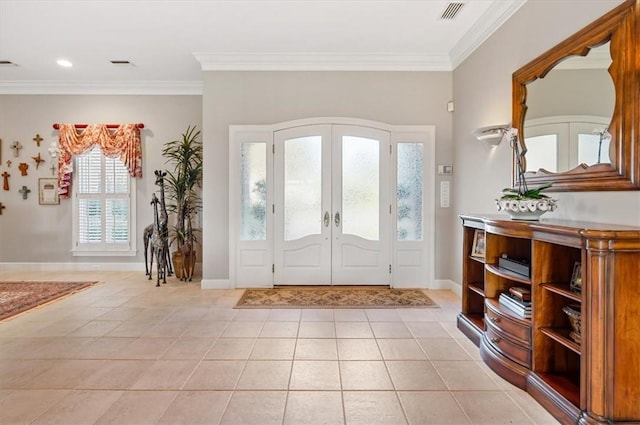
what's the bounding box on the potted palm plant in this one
[162,125,203,280]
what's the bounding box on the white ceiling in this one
[0,0,525,95]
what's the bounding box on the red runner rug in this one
[0,281,98,321]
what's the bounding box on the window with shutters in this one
[72,145,137,256]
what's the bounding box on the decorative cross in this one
[33,133,43,147]
[49,162,56,176]
[10,141,22,157]
[18,162,28,176]
[0,202,5,215]
[2,171,9,191]
[6,160,11,168]
[19,185,31,200]
[32,153,45,169]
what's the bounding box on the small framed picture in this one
[38,178,59,205]
[570,261,582,294]
[471,229,486,258]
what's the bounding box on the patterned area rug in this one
[235,287,438,309]
[0,281,98,321]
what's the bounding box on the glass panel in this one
[397,143,423,241]
[105,199,129,243]
[240,142,267,240]
[524,134,558,172]
[578,133,611,165]
[77,146,101,194]
[78,199,102,243]
[342,136,379,240]
[284,136,322,241]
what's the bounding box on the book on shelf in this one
[508,286,531,302]
[499,293,531,318]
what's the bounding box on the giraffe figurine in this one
[155,170,173,277]
[149,193,167,287]
[143,170,173,277]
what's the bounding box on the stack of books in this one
[499,287,531,318]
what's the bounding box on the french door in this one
[273,124,390,285]
[230,118,434,289]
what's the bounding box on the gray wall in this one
[201,71,454,282]
[0,95,202,265]
[451,0,639,286]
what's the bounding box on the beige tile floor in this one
[0,271,560,425]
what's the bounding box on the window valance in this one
[57,123,142,198]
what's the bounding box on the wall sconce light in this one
[472,124,511,146]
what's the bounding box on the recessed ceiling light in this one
[56,59,73,68]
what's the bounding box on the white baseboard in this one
[432,279,462,296]
[0,262,144,272]
[201,279,231,289]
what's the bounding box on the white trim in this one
[525,115,610,127]
[432,279,462,297]
[0,262,144,271]
[194,53,452,71]
[450,0,526,69]
[201,278,232,289]
[0,81,203,95]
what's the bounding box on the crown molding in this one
[193,52,453,71]
[450,0,527,69]
[0,80,203,95]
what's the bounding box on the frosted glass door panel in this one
[397,143,423,241]
[240,142,267,240]
[284,136,322,241]
[342,136,379,240]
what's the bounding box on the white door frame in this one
[229,117,435,289]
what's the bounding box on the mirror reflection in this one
[523,42,614,173]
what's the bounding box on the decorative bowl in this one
[496,198,557,221]
[562,303,581,344]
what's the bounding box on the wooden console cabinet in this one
[458,214,640,424]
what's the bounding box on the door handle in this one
[324,211,330,227]
[334,211,341,227]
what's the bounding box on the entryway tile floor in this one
[0,271,560,424]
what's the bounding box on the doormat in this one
[0,281,98,321]
[235,287,438,309]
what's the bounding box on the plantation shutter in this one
[76,146,131,248]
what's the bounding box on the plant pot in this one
[172,250,197,280]
[496,198,557,221]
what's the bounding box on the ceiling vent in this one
[0,60,17,66]
[440,2,465,20]
[110,60,132,65]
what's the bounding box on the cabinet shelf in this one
[486,264,531,285]
[540,327,581,355]
[541,283,582,303]
[467,313,484,331]
[536,372,580,408]
[468,283,485,296]
[469,255,485,264]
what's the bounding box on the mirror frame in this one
[512,0,639,191]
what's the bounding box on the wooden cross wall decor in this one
[49,162,56,176]
[2,171,9,191]
[10,141,22,157]
[6,160,11,168]
[19,185,30,200]
[0,202,5,215]
[32,153,45,169]
[33,134,43,147]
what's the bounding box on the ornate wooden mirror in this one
[512,0,639,191]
